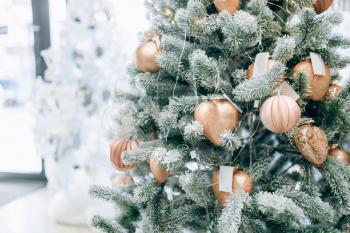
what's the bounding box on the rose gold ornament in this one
[135,37,160,73]
[194,99,239,146]
[260,95,301,133]
[325,83,343,100]
[150,157,169,183]
[214,0,240,15]
[112,174,134,186]
[292,60,331,101]
[329,145,349,166]
[246,59,284,81]
[110,139,138,171]
[313,0,333,13]
[212,170,253,207]
[294,124,329,168]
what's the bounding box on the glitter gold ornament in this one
[292,60,331,101]
[135,36,160,73]
[214,0,240,15]
[313,0,333,14]
[329,145,349,166]
[150,157,169,183]
[294,123,329,167]
[110,139,138,171]
[246,59,284,81]
[325,83,343,100]
[194,99,239,146]
[212,169,253,207]
[260,95,301,133]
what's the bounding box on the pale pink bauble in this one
[260,95,301,133]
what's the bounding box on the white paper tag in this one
[190,150,197,159]
[185,161,199,171]
[274,81,300,101]
[219,166,234,193]
[254,100,260,108]
[310,52,326,76]
[223,94,243,114]
[253,52,270,78]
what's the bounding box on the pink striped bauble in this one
[260,95,301,133]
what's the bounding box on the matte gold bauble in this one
[136,38,160,73]
[292,60,331,101]
[313,0,333,14]
[214,0,240,15]
[150,157,169,183]
[194,99,239,146]
[325,83,343,100]
[294,124,329,168]
[112,175,134,186]
[212,170,253,207]
[329,145,349,166]
[246,59,284,81]
[110,139,138,171]
[260,95,301,133]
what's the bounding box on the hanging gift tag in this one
[253,52,270,78]
[190,150,197,159]
[219,166,234,193]
[274,81,300,101]
[185,161,199,171]
[254,100,260,108]
[310,52,326,76]
[223,94,243,113]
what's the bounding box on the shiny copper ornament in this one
[150,157,169,183]
[194,99,239,146]
[313,0,333,14]
[329,145,349,166]
[110,139,138,171]
[246,59,284,81]
[294,124,329,167]
[214,0,240,15]
[112,175,134,186]
[260,95,301,133]
[293,60,331,101]
[324,83,343,100]
[212,170,253,207]
[135,37,160,73]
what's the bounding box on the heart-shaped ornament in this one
[194,99,239,145]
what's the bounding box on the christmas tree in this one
[33,0,135,225]
[91,0,350,232]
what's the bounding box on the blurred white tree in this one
[33,0,146,226]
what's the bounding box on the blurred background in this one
[0,0,349,233]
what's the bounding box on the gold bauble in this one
[329,145,349,166]
[313,0,333,14]
[150,157,169,183]
[294,124,329,167]
[212,170,253,207]
[110,139,138,171]
[194,99,239,146]
[136,38,160,73]
[112,175,134,186]
[324,83,343,100]
[292,60,331,101]
[214,0,240,15]
[260,95,301,133]
[246,59,284,81]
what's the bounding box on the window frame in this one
[0,0,51,181]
